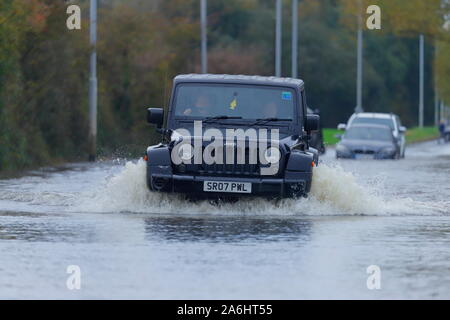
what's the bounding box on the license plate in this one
[203,181,252,193]
[355,154,373,160]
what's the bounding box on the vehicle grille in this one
[202,145,260,176]
[174,144,281,176]
[353,149,375,154]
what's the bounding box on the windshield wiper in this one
[203,115,242,123]
[251,117,292,126]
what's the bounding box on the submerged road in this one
[0,141,449,299]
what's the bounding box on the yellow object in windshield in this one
[229,97,237,110]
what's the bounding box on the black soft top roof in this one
[174,74,305,90]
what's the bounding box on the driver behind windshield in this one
[262,101,279,118]
[183,94,212,116]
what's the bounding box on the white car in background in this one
[338,112,407,158]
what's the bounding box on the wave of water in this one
[73,159,448,216]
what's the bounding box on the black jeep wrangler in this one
[145,74,319,199]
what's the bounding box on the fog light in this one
[288,182,305,197]
[152,177,169,191]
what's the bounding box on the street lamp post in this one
[88,0,97,161]
[200,0,207,74]
[355,1,363,114]
[291,0,298,79]
[275,0,282,77]
[419,34,425,128]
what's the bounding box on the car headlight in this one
[336,144,351,153]
[178,144,194,161]
[264,147,281,164]
[379,147,396,154]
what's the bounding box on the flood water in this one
[0,141,449,299]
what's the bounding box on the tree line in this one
[0,0,449,172]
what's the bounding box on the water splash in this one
[310,164,384,214]
[74,159,448,216]
[2,156,446,216]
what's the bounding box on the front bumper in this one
[148,169,312,198]
[336,151,396,160]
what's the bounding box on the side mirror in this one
[399,126,406,133]
[337,123,346,130]
[305,114,320,132]
[147,108,164,128]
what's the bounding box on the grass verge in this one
[404,126,439,144]
[323,128,341,146]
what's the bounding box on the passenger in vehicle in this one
[183,94,211,116]
[262,101,279,118]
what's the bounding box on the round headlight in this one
[264,147,281,164]
[380,147,396,154]
[178,144,194,162]
[336,144,347,151]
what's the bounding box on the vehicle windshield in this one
[344,127,392,141]
[173,84,295,120]
[351,117,394,130]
